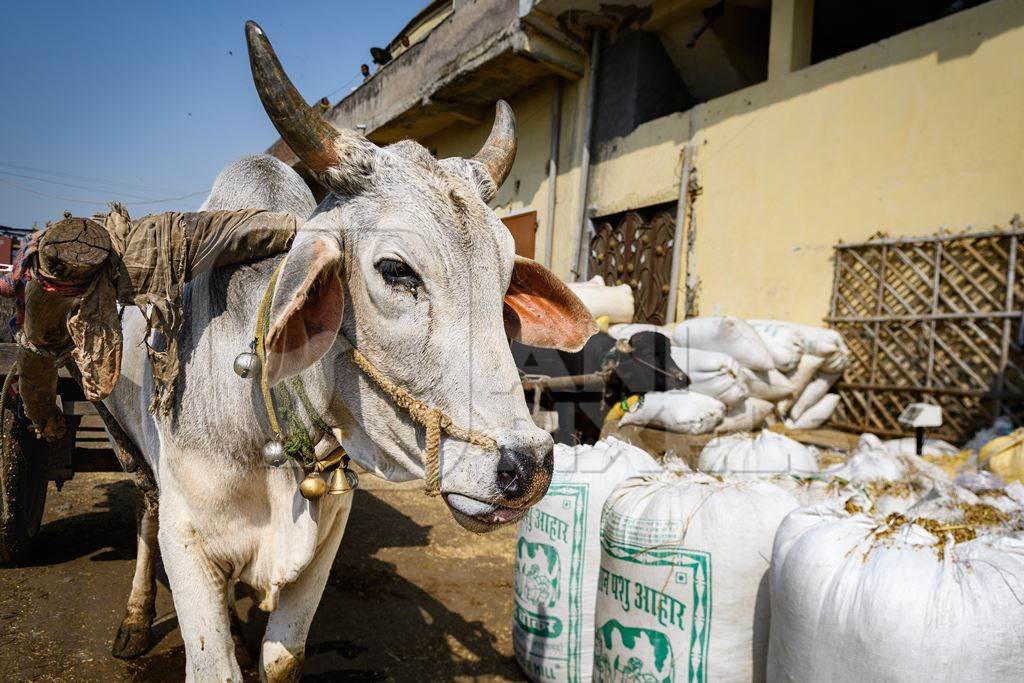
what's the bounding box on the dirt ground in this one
[0,472,527,682]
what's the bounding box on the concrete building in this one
[269,0,1024,327]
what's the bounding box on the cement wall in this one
[588,0,1024,324]
[410,0,1024,329]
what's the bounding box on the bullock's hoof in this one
[111,621,155,659]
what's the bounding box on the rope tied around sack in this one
[348,347,497,496]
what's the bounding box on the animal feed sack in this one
[768,486,1024,682]
[618,390,725,434]
[748,320,804,372]
[594,465,798,682]
[784,393,840,430]
[513,438,661,682]
[670,347,749,407]
[716,397,774,433]
[671,317,774,371]
[699,431,818,478]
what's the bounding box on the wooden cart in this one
[0,343,121,563]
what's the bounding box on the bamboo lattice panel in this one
[828,219,1024,441]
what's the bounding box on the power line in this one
[0,170,172,202]
[0,178,207,207]
[0,160,192,195]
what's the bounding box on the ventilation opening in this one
[811,0,994,64]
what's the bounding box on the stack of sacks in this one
[749,320,850,429]
[668,317,776,433]
[566,276,634,323]
[606,316,850,435]
[595,461,800,681]
[748,320,805,372]
[668,347,749,407]
[672,317,775,371]
[513,438,662,682]
[768,484,1024,682]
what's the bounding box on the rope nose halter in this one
[248,260,498,497]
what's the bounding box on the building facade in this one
[269,0,1024,327]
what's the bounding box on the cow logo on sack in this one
[514,483,589,681]
[594,620,674,682]
[515,538,562,607]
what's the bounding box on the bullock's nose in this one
[497,440,553,506]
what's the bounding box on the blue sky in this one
[0,0,424,228]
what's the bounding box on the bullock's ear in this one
[504,256,597,352]
[265,235,344,385]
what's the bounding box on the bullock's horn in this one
[246,21,340,172]
[471,101,517,190]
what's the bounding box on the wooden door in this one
[501,211,537,259]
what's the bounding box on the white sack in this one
[775,354,825,416]
[619,390,725,434]
[514,438,662,682]
[671,317,774,371]
[699,430,818,478]
[748,320,804,372]
[567,276,634,324]
[768,493,1024,682]
[749,321,850,373]
[785,393,840,430]
[607,323,672,341]
[671,347,750,407]
[788,376,830,420]
[773,477,859,507]
[716,397,775,433]
[742,367,796,402]
[595,467,799,682]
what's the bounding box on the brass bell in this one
[327,467,358,495]
[299,471,328,500]
[233,351,261,379]
[262,440,286,467]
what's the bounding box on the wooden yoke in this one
[37,216,112,282]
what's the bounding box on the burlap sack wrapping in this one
[103,205,296,413]
[15,205,296,423]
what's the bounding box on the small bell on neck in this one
[327,466,358,494]
[262,440,286,467]
[234,340,261,379]
[299,471,328,500]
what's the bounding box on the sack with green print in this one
[513,437,661,682]
[594,464,798,682]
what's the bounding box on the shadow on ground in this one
[1,475,522,682]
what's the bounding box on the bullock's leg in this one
[112,494,159,659]
[260,495,354,683]
[160,502,242,683]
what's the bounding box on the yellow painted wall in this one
[695,0,1024,324]
[588,0,1024,325]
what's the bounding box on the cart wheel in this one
[0,404,49,565]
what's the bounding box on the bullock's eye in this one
[375,258,421,289]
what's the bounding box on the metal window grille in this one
[589,207,676,324]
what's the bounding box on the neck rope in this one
[252,261,497,497]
